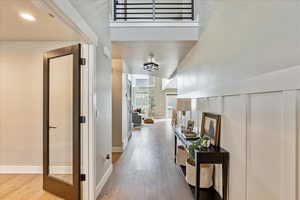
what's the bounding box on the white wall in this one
[191,91,297,200]
[0,41,77,170]
[121,72,131,150]
[94,43,112,184]
[177,1,300,200]
[162,78,177,91]
[110,24,200,41]
[68,0,113,195]
[177,1,300,98]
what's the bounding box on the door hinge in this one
[80,116,86,123]
[80,174,86,181]
[80,58,86,66]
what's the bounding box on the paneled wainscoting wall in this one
[191,90,298,200]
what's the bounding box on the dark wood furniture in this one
[174,129,229,200]
[132,112,142,127]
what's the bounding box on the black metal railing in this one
[113,0,195,21]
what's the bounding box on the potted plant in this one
[185,139,213,188]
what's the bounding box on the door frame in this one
[38,1,98,199]
[165,93,177,119]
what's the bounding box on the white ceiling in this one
[112,41,196,78]
[0,0,80,41]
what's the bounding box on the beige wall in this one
[0,41,77,167]
[297,93,300,200]
[152,78,177,119]
[152,77,165,119]
[112,59,123,148]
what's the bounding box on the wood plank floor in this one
[112,153,122,164]
[98,120,194,200]
[0,174,64,200]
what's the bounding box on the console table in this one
[174,129,230,200]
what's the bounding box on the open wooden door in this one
[43,44,81,200]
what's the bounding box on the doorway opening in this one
[111,70,179,165]
[0,0,91,199]
[166,94,177,119]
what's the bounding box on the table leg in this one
[222,157,229,200]
[174,135,177,163]
[195,150,200,200]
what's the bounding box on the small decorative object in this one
[182,129,198,140]
[181,111,187,130]
[185,140,213,188]
[200,136,211,148]
[176,145,188,166]
[176,98,191,130]
[182,120,198,140]
[201,112,221,147]
[182,130,197,137]
[187,120,194,131]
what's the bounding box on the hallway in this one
[98,120,194,200]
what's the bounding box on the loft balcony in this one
[110,0,200,41]
[112,0,195,22]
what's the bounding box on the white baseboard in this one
[0,166,42,174]
[95,164,113,198]
[122,140,128,151]
[112,146,123,153]
[0,165,71,174]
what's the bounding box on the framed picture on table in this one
[200,112,221,147]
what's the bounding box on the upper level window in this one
[132,74,155,88]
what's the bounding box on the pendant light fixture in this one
[143,54,159,72]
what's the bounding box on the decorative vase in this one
[200,136,211,148]
[185,159,213,188]
[176,145,188,166]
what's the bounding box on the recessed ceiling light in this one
[20,13,36,21]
